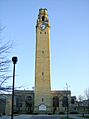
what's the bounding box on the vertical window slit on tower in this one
[42,50,44,54]
[42,72,44,80]
[42,98,44,102]
[42,72,44,76]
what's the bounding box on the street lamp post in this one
[11,57,18,119]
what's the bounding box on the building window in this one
[42,98,44,102]
[62,96,68,107]
[42,72,44,76]
[53,96,59,107]
[16,96,22,108]
[25,96,33,113]
[42,50,44,54]
[71,98,75,104]
[42,72,44,80]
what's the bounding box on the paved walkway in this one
[0,114,89,119]
[60,114,89,119]
[0,115,60,119]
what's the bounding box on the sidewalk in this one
[0,114,32,119]
[0,114,89,119]
[60,114,89,119]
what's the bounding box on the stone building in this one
[0,8,72,115]
[0,94,6,115]
[13,90,71,114]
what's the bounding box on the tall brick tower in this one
[34,8,51,113]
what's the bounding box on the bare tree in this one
[78,95,85,116]
[78,95,84,102]
[84,88,89,114]
[0,27,12,92]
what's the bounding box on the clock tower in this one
[34,8,51,113]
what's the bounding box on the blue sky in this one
[0,0,89,98]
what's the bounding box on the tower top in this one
[36,8,50,27]
[39,8,48,16]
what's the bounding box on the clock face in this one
[40,23,46,30]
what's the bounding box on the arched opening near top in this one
[42,16,45,21]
